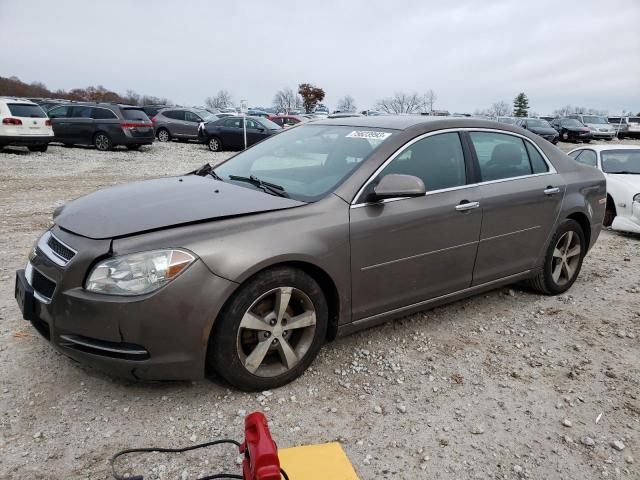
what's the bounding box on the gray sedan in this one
[15,116,606,390]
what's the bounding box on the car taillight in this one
[120,122,152,129]
[2,117,23,125]
[45,119,52,126]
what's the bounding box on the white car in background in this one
[568,114,616,140]
[0,97,53,152]
[568,145,640,233]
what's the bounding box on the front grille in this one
[47,235,75,262]
[31,269,56,300]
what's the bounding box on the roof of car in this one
[0,97,38,104]
[314,114,517,131]
[569,145,640,153]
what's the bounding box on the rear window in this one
[7,103,46,118]
[122,109,150,121]
[629,117,640,123]
[258,118,282,130]
[91,108,117,120]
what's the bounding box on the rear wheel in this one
[561,131,570,142]
[527,219,585,295]
[209,267,328,391]
[157,128,171,142]
[208,136,222,152]
[28,145,48,152]
[94,132,112,151]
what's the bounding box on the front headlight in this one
[85,249,196,296]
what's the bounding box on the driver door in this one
[349,132,482,320]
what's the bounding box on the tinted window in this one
[470,132,532,181]
[224,118,243,128]
[122,109,150,121]
[91,108,117,119]
[185,111,202,122]
[7,103,46,118]
[70,106,93,118]
[379,132,466,191]
[574,150,597,167]
[245,119,260,129]
[165,110,185,120]
[525,142,548,174]
[48,106,70,118]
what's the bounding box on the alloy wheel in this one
[158,129,170,142]
[95,134,110,151]
[236,287,317,377]
[551,231,581,286]
[209,138,220,151]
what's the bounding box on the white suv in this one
[0,97,53,152]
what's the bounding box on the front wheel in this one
[209,267,328,391]
[527,219,585,295]
[94,132,112,151]
[208,136,222,152]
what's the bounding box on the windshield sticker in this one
[346,130,392,140]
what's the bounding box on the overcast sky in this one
[1,0,639,114]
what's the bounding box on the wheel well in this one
[567,212,591,248]
[604,194,617,226]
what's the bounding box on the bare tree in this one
[205,90,233,110]
[488,101,511,117]
[336,95,356,112]
[376,92,423,114]
[273,87,302,114]
[422,89,437,113]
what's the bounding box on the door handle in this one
[544,186,560,195]
[455,201,480,212]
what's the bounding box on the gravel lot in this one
[1,138,639,479]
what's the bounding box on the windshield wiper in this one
[228,175,289,197]
[192,163,224,181]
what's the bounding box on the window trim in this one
[351,128,557,208]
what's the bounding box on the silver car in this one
[153,107,220,142]
[568,114,616,140]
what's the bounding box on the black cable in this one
[110,439,241,480]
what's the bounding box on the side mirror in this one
[369,174,426,202]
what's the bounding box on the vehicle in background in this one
[550,117,592,143]
[568,145,640,233]
[608,116,640,139]
[246,110,271,118]
[30,98,67,112]
[361,110,384,116]
[496,117,518,125]
[219,107,238,115]
[152,107,220,142]
[539,115,555,122]
[15,115,606,390]
[328,112,363,119]
[567,114,616,140]
[48,103,154,151]
[141,105,169,120]
[197,115,281,151]
[268,115,305,128]
[516,118,559,144]
[0,97,53,152]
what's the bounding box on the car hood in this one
[605,173,640,190]
[54,176,305,239]
[528,126,557,135]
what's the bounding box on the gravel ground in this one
[0,138,639,479]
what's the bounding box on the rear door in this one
[221,117,244,148]
[168,110,187,137]
[68,106,95,143]
[5,103,50,136]
[184,111,203,138]
[350,131,482,320]
[467,131,565,285]
[48,105,72,140]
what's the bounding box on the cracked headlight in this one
[85,249,196,296]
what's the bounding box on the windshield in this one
[562,119,583,127]
[629,117,640,123]
[526,119,551,128]
[601,150,640,174]
[214,124,394,202]
[582,116,607,124]
[196,110,218,122]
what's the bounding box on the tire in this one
[527,219,586,295]
[93,132,112,151]
[157,128,171,142]
[583,139,591,143]
[126,144,141,151]
[28,145,48,152]
[208,136,222,152]
[604,137,612,142]
[209,267,328,391]
[561,131,569,142]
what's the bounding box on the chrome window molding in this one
[37,230,77,267]
[350,127,557,208]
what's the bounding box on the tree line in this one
[0,76,171,106]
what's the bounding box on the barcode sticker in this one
[346,130,392,140]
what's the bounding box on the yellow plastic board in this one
[279,442,360,480]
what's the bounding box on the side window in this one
[469,132,532,181]
[70,106,93,118]
[378,132,466,192]
[525,142,549,174]
[568,150,583,159]
[574,149,597,167]
[246,119,263,129]
[48,106,69,118]
[224,118,242,128]
[167,110,185,121]
[185,111,201,123]
[91,108,117,120]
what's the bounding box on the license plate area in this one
[15,270,37,321]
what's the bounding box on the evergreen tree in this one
[513,92,529,117]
